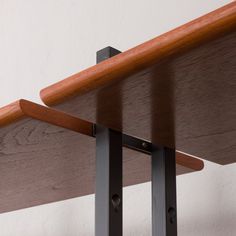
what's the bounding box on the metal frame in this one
[95,125,123,236]
[95,47,123,236]
[152,146,177,236]
[95,47,177,236]
[93,124,152,155]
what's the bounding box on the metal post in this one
[95,47,123,236]
[96,46,121,63]
[152,146,177,236]
[95,125,123,236]
[95,46,178,236]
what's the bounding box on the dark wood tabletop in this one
[0,100,203,213]
[41,2,236,165]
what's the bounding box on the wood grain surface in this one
[40,2,236,164]
[0,99,93,136]
[0,100,203,213]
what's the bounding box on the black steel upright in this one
[95,126,123,236]
[95,46,178,236]
[95,47,123,236]
[96,46,121,64]
[152,146,177,236]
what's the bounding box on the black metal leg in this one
[95,47,123,236]
[96,46,121,63]
[152,146,177,236]
[95,46,177,236]
[95,125,123,236]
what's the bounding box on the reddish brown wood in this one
[0,100,203,213]
[40,2,236,164]
[41,2,236,106]
[0,99,93,136]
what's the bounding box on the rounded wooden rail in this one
[40,2,236,106]
[0,99,203,171]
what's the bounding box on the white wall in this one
[0,0,235,235]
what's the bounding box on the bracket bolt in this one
[142,142,148,148]
[111,194,121,212]
[168,207,176,224]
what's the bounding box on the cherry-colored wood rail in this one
[41,2,236,106]
[0,99,203,170]
[40,2,236,165]
[0,100,203,213]
[0,99,93,136]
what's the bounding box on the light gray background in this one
[0,0,235,235]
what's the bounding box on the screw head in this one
[168,207,176,224]
[111,194,121,212]
[142,142,148,148]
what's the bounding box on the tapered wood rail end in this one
[0,99,93,136]
[0,100,25,127]
[176,152,204,172]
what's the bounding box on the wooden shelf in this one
[41,2,236,165]
[0,100,203,213]
[1,1,234,215]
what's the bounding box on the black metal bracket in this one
[93,124,152,155]
[95,47,177,236]
[94,47,152,155]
